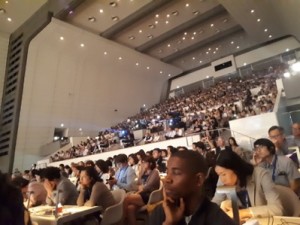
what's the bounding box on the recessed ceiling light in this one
[166,14,170,18]
[185,3,189,7]
[210,24,214,27]
[99,9,104,13]
[208,48,211,51]
[80,43,85,47]
[109,1,118,7]
[231,41,234,44]
[139,29,142,33]
[167,44,171,47]
[257,18,261,22]
[216,47,219,50]
[147,66,150,70]
[155,21,158,24]
[104,51,107,55]
[206,76,209,78]
[136,62,139,66]
[128,35,135,40]
[215,29,220,33]
[155,14,159,18]
[193,32,197,35]
[192,57,195,60]
[147,34,153,39]
[250,9,255,13]
[0,8,6,14]
[191,36,194,40]
[236,46,240,49]
[60,36,64,40]
[199,61,202,63]
[193,10,199,15]
[61,123,64,127]
[5,1,8,3]
[68,10,73,15]
[222,18,228,23]
[184,32,188,36]
[182,37,186,40]
[264,28,268,32]
[168,74,171,77]
[112,16,119,21]
[148,24,155,29]
[79,128,82,131]
[165,20,169,24]
[171,11,179,16]
[88,16,96,22]
[7,17,12,22]
[206,52,209,54]
[286,48,290,52]
[160,71,163,74]
[213,51,216,54]
[269,35,272,38]
[118,57,122,60]
[243,63,247,66]
[177,86,180,88]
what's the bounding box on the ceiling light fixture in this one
[231,41,234,44]
[171,11,179,16]
[193,32,197,35]
[185,3,189,7]
[128,35,135,40]
[243,63,247,66]
[268,34,272,38]
[99,9,104,13]
[236,46,240,49]
[147,66,150,70]
[206,76,209,78]
[199,30,204,34]
[166,14,170,18]
[109,1,118,7]
[250,9,255,13]
[286,48,290,52]
[112,16,119,21]
[60,36,64,40]
[80,43,85,47]
[191,36,194,40]
[0,8,6,14]
[264,28,268,32]
[7,17,12,22]
[136,62,139,66]
[5,1,8,3]
[223,18,228,23]
[213,51,216,54]
[165,20,169,24]
[167,44,171,47]
[168,74,171,77]
[155,14,159,18]
[118,57,122,60]
[139,29,142,33]
[206,52,209,54]
[192,57,195,60]
[182,37,186,40]
[148,24,155,29]
[104,51,107,55]
[216,47,219,50]
[88,16,96,22]
[147,34,153,39]
[193,10,199,15]
[210,24,214,27]
[160,71,163,74]
[68,10,73,15]
[155,21,158,24]
[215,29,220,33]
[284,72,291,78]
[199,61,202,63]
[208,48,211,51]
[184,32,188,36]
[257,18,261,22]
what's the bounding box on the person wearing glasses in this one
[268,126,289,155]
[252,138,300,194]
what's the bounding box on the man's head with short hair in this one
[115,154,128,165]
[268,125,285,147]
[292,122,300,138]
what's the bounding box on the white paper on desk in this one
[242,219,259,225]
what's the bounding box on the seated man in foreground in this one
[148,150,237,225]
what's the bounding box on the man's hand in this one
[162,188,185,225]
[43,180,53,197]
[251,152,262,166]
[107,178,117,188]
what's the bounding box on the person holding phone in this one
[148,150,237,225]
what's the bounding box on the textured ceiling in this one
[1,0,299,76]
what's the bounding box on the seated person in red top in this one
[124,156,160,225]
[148,150,237,225]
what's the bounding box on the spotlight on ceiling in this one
[171,10,179,16]
[88,16,96,22]
[148,24,155,29]
[0,8,6,14]
[111,16,119,21]
[284,72,291,78]
[109,1,117,7]
[128,36,135,40]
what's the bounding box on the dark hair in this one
[81,167,102,184]
[216,150,254,187]
[177,146,188,151]
[11,177,29,189]
[142,156,157,170]
[105,159,113,167]
[41,167,61,181]
[168,145,178,155]
[136,149,146,160]
[228,137,238,147]
[85,160,95,167]
[115,154,128,164]
[195,142,206,151]
[254,138,276,155]
[95,159,109,173]
[161,149,168,157]
[128,154,139,165]
[171,151,208,175]
[268,125,284,135]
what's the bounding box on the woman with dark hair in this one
[95,159,110,189]
[128,154,139,176]
[212,150,283,221]
[124,156,160,225]
[77,167,115,210]
[228,137,244,159]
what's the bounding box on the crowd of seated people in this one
[50,67,282,162]
[5,122,300,225]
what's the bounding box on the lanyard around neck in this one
[271,155,278,182]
